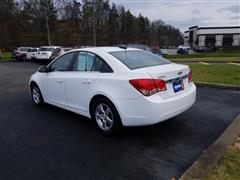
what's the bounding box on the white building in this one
[184,26,240,49]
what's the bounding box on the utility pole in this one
[46,16,51,46]
[92,0,96,46]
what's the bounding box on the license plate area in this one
[172,78,184,93]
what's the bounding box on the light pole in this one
[46,15,51,46]
[92,0,96,46]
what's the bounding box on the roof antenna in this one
[119,45,127,49]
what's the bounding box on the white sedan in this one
[29,47,196,134]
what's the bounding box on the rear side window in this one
[73,52,113,72]
[109,50,170,70]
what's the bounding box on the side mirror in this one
[39,65,50,73]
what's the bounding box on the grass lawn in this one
[204,137,240,180]
[165,49,240,59]
[0,52,11,61]
[189,64,240,86]
[170,57,240,62]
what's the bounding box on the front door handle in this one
[57,79,63,84]
[83,79,91,84]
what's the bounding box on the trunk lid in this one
[132,63,191,98]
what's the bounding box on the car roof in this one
[76,46,141,53]
[40,46,61,48]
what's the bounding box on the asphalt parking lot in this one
[0,62,239,180]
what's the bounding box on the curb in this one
[171,61,240,63]
[195,82,240,91]
[180,113,240,180]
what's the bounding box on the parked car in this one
[177,48,189,55]
[50,47,65,60]
[29,47,196,134]
[159,49,168,55]
[36,46,62,61]
[195,47,216,53]
[0,49,2,60]
[26,48,39,61]
[151,47,163,57]
[178,45,191,50]
[12,47,32,61]
[63,47,73,52]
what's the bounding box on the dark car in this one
[177,48,188,55]
[12,47,32,61]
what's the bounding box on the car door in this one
[42,52,75,106]
[64,51,107,113]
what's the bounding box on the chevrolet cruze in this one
[29,47,196,134]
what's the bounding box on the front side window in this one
[109,50,170,70]
[50,52,74,71]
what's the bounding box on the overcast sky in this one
[110,0,240,32]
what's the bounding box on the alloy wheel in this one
[95,103,114,131]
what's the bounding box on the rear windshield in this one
[109,50,170,70]
[39,47,55,52]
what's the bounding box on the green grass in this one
[165,49,240,59]
[189,64,240,86]
[204,138,240,180]
[170,57,240,62]
[0,52,11,61]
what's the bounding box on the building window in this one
[205,35,216,48]
[223,34,233,48]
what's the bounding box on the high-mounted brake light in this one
[129,79,166,96]
[188,70,192,82]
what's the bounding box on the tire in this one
[22,55,26,61]
[30,83,44,106]
[92,97,122,135]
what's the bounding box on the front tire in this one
[92,98,122,135]
[21,55,26,61]
[31,84,44,106]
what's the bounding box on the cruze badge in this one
[177,71,183,76]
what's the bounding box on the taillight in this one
[129,79,166,96]
[15,51,20,55]
[188,70,192,82]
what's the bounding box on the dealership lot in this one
[0,62,239,179]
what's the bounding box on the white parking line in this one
[199,62,210,65]
[228,62,240,66]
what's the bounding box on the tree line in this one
[0,0,183,50]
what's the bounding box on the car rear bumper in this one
[36,57,50,60]
[116,83,196,126]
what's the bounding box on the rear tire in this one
[30,83,44,106]
[22,55,26,61]
[92,97,122,135]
